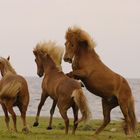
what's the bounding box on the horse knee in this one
[50,108,54,115]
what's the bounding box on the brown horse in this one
[63,26,137,135]
[33,42,91,134]
[33,41,64,129]
[0,56,29,133]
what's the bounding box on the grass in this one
[0,116,140,140]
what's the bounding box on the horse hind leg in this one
[58,103,69,134]
[46,100,57,130]
[19,105,29,134]
[1,103,10,131]
[33,93,48,127]
[95,97,118,135]
[119,100,132,135]
[72,104,78,135]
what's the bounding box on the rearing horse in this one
[63,26,137,135]
[33,42,91,134]
[0,56,29,133]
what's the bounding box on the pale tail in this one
[128,97,137,132]
[0,80,21,98]
[71,89,91,124]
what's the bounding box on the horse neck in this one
[76,46,98,59]
[43,57,58,75]
[1,65,16,77]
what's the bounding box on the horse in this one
[0,56,29,133]
[33,41,91,134]
[63,26,137,135]
[33,41,64,129]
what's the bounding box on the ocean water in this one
[0,77,140,121]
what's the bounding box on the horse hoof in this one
[46,126,52,130]
[33,122,39,127]
[22,127,29,134]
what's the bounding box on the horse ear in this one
[7,56,10,61]
[78,40,88,47]
[33,50,37,56]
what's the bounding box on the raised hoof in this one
[46,126,52,130]
[22,127,29,134]
[33,122,39,127]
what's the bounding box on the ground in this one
[0,116,140,140]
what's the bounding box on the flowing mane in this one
[0,57,17,74]
[66,26,96,49]
[33,41,64,70]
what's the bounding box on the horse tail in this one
[0,80,21,99]
[72,89,91,123]
[128,96,137,132]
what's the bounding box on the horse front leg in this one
[47,100,57,130]
[66,69,87,80]
[33,92,48,127]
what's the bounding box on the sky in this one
[0,0,140,78]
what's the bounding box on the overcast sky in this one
[0,0,140,78]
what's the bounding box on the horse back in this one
[0,74,29,100]
[42,70,81,100]
[55,74,82,100]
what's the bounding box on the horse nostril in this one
[64,57,68,62]
[37,72,43,77]
[64,57,72,63]
[68,58,72,63]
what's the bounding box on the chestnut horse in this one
[33,42,91,134]
[63,26,137,135]
[0,56,29,133]
[33,42,64,129]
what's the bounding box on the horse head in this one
[0,56,16,77]
[33,41,64,77]
[33,50,44,77]
[64,26,96,63]
[0,59,5,77]
[63,28,78,63]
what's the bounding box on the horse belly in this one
[82,79,115,98]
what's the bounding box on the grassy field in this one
[0,116,140,140]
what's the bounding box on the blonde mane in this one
[66,26,96,49]
[34,41,64,70]
[0,57,17,74]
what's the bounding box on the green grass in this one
[0,116,140,140]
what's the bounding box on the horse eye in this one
[71,44,74,47]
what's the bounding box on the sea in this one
[0,77,140,121]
